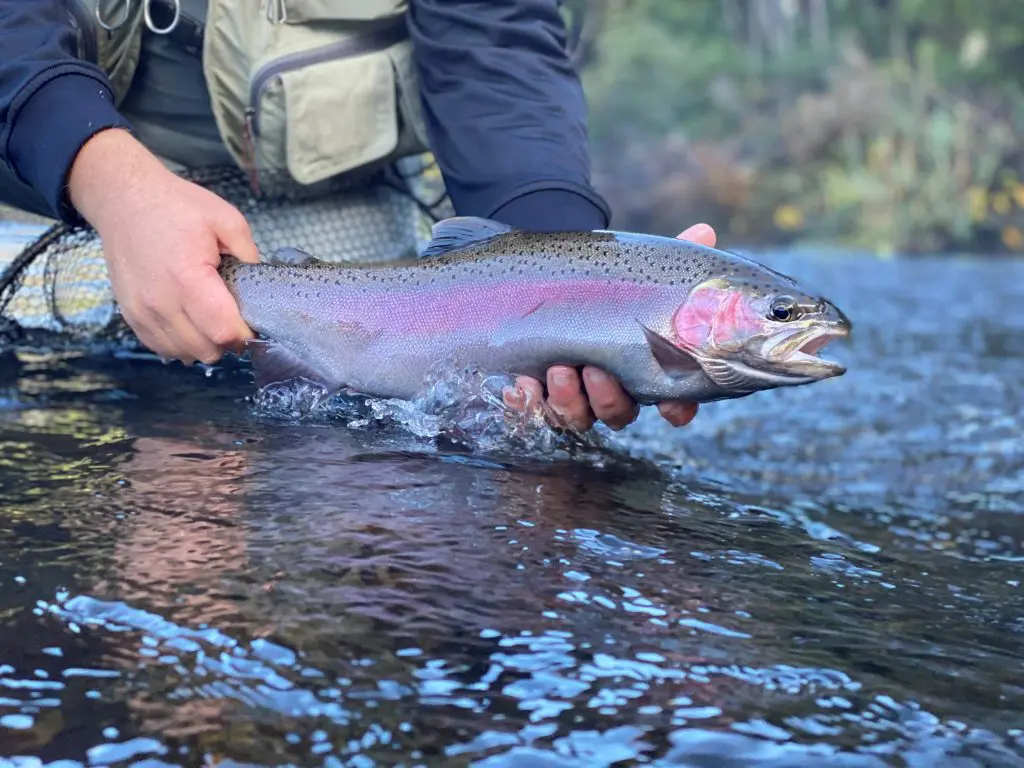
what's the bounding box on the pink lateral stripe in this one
[325,278,674,336]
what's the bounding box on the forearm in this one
[68,128,169,233]
[0,1,133,223]
[407,0,611,231]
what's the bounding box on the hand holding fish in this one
[67,128,259,366]
[504,223,718,432]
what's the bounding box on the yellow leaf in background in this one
[773,205,804,231]
[992,193,1011,215]
[1001,225,1024,250]
[968,186,988,222]
[867,137,892,170]
[1011,182,1024,209]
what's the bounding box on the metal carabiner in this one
[95,0,132,32]
[144,0,181,34]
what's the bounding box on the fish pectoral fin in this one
[638,322,704,378]
[248,339,338,391]
[266,246,320,266]
[419,216,514,258]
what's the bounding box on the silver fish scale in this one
[331,228,790,291]
[475,232,803,293]
[0,164,438,348]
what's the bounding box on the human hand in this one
[67,128,259,365]
[504,222,718,432]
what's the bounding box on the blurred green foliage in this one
[571,0,1024,255]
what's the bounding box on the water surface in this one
[1,234,1022,767]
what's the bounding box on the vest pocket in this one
[251,49,399,186]
[204,1,429,194]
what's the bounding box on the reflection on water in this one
[0,240,1022,766]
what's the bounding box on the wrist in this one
[67,128,168,229]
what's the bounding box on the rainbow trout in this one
[218,217,851,404]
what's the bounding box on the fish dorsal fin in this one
[419,216,514,259]
[248,339,339,391]
[637,322,703,378]
[266,246,320,266]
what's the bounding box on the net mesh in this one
[0,159,450,352]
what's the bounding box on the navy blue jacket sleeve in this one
[407,0,612,232]
[0,1,133,224]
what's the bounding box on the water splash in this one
[249,362,619,458]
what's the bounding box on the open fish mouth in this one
[765,324,850,377]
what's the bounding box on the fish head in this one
[670,268,851,391]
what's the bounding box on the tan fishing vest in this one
[64,0,432,196]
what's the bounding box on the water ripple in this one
[0,251,1021,765]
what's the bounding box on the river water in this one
[0,222,1022,767]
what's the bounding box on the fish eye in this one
[769,297,796,322]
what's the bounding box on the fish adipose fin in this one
[419,216,514,258]
[248,340,337,390]
[637,322,703,378]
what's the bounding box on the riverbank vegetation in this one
[568,0,1024,255]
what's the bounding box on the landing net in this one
[0,160,448,352]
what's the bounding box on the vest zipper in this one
[241,14,407,193]
[266,0,287,24]
[244,15,408,138]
